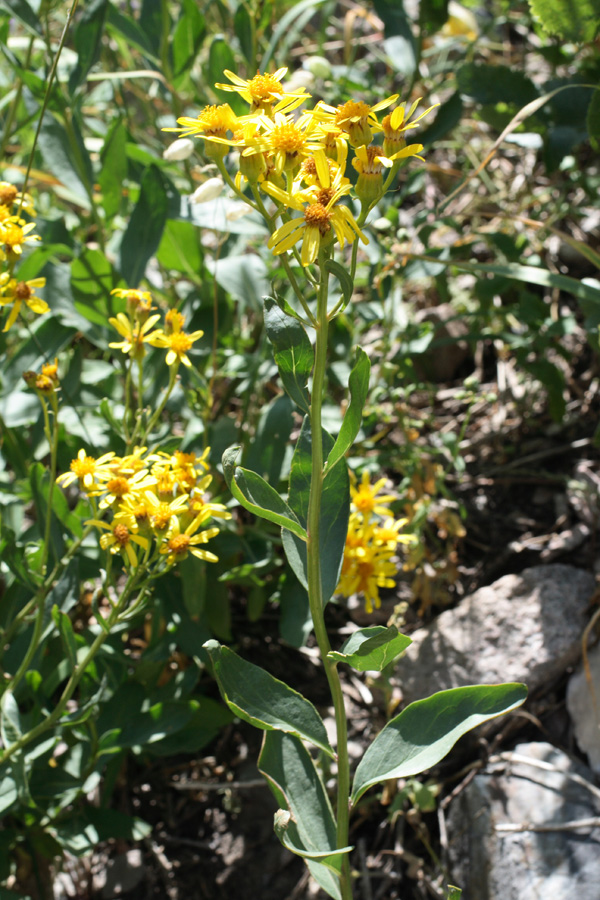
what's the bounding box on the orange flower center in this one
[152,504,173,531]
[71,456,96,477]
[169,333,193,355]
[15,281,32,300]
[168,534,191,555]
[165,309,185,332]
[106,476,130,497]
[304,202,332,236]
[0,185,17,206]
[113,524,130,546]
[248,73,283,102]
[336,100,370,125]
[198,105,233,136]
[270,122,305,154]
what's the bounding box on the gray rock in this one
[398,565,595,703]
[447,741,600,900]
[93,849,145,898]
[567,642,600,773]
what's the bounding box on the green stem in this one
[139,364,178,443]
[0,568,145,766]
[306,254,352,900]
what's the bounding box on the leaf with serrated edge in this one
[204,642,333,757]
[328,626,412,672]
[352,683,527,804]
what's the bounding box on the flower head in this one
[215,68,308,114]
[108,312,162,361]
[148,325,204,367]
[159,514,219,566]
[310,95,398,147]
[0,275,48,331]
[164,104,238,158]
[0,217,40,258]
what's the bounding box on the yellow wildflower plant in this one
[0,275,48,332]
[0,217,40,258]
[350,470,397,518]
[56,449,116,491]
[86,518,150,569]
[0,181,36,217]
[108,311,162,360]
[160,514,220,566]
[164,103,238,158]
[215,67,308,114]
[309,95,399,147]
[147,322,204,368]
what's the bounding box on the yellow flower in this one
[0,275,48,332]
[310,95,398,147]
[215,68,308,114]
[92,468,157,510]
[0,182,36,216]
[375,99,438,157]
[336,514,398,613]
[350,471,396,518]
[265,177,367,266]
[86,519,149,568]
[108,312,162,360]
[241,112,324,176]
[163,104,238,158]
[148,326,204,368]
[0,217,40,257]
[57,449,117,491]
[160,515,220,566]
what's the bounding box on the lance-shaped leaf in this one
[325,348,370,476]
[325,259,354,312]
[327,626,412,672]
[352,683,527,805]
[259,731,351,900]
[204,642,333,758]
[264,297,313,414]
[281,418,349,604]
[222,447,307,541]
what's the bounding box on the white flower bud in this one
[191,177,225,204]
[304,56,332,79]
[226,202,251,222]
[163,138,195,161]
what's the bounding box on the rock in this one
[398,565,595,703]
[567,642,600,773]
[92,850,145,898]
[447,741,600,900]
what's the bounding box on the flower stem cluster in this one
[0,182,48,332]
[336,471,415,613]
[164,69,436,267]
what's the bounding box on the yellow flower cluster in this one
[336,471,415,613]
[165,69,436,266]
[108,289,204,367]
[57,446,230,569]
[0,182,48,332]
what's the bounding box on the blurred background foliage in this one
[0,0,598,893]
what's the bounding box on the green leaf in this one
[274,809,352,869]
[172,0,205,80]
[351,683,527,805]
[222,446,307,541]
[419,0,449,35]
[0,0,41,35]
[327,626,412,672]
[258,731,347,900]
[588,88,600,150]
[325,348,370,476]
[278,575,312,649]
[37,111,93,209]
[0,775,18,816]
[99,117,127,220]
[234,3,253,63]
[245,394,294,485]
[419,92,463,146]
[446,887,462,900]
[529,0,600,43]
[106,3,159,61]
[204,641,334,757]
[51,606,78,668]
[71,248,120,330]
[281,418,349,604]
[119,165,175,285]
[457,63,539,107]
[261,0,327,70]
[208,36,244,115]
[0,693,22,747]
[68,0,108,93]
[139,0,163,54]
[325,259,354,312]
[264,296,313,414]
[156,219,202,275]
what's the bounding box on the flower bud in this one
[163,138,195,161]
[191,177,225,204]
[304,56,331,80]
